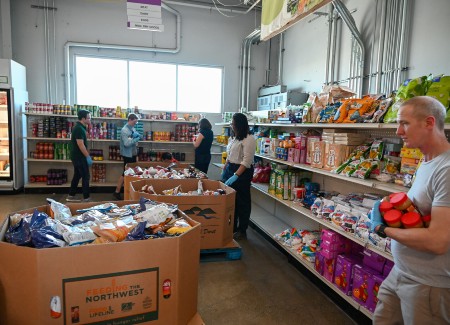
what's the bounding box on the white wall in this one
[282,0,450,95]
[8,0,265,111]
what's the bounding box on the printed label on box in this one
[63,268,159,325]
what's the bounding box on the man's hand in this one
[369,200,384,232]
[86,156,93,166]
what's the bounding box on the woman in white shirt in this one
[222,113,256,240]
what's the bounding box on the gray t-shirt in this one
[391,149,450,287]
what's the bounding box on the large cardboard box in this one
[130,179,236,250]
[124,162,193,200]
[0,201,202,325]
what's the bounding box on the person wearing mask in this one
[370,96,450,324]
[222,113,256,240]
[193,118,213,174]
[67,109,93,202]
[113,113,141,200]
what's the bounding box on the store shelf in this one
[216,121,450,130]
[24,113,199,124]
[255,153,408,194]
[251,182,393,261]
[24,181,117,188]
[251,203,364,312]
[25,158,123,164]
[212,142,227,148]
[0,137,10,141]
[212,163,224,169]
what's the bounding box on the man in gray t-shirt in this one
[371,96,450,324]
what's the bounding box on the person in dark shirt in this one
[67,109,93,202]
[193,118,213,174]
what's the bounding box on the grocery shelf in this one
[24,181,117,188]
[254,153,408,194]
[216,121,450,130]
[26,158,123,164]
[24,112,199,124]
[251,182,393,262]
[212,163,224,169]
[212,142,227,148]
[26,137,70,141]
[251,203,364,312]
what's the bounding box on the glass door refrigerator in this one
[0,59,28,191]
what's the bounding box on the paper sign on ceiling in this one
[127,0,164,32]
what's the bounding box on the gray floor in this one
[0,192,357,325]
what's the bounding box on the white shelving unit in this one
[24,112,198,190]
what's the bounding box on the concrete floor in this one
[0,192,360,325]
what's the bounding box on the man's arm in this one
[384,205,450,255]
[76,139,90,158]
[193,133,204,148]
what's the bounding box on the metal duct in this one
[64,2,181,104]
[245,30,261,111]
[276,32,284,86]
[375,0,387,93]
[240,29,260,110]
[333,0,365,97]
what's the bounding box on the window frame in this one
[73,54,225,113]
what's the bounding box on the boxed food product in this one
[129,179,235,249]
[334,254,361,295]
[310,141,325,168]
[123,162,194,200]
[0,201,202,325]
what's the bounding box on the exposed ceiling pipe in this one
[276,32,284,85]
[375,0,387,94]
[64,2,181,104]
[397,0,410,89]
[330,9,338,84]
[333,0,364,97]
[245,30,261,111]
[163,0,259,13]
[240,29,259,111]
[325,5,333,84]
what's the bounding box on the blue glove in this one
[132,137,139,144]
[225,174,238,186]
[221,169,226,182]
[86,156,93,166]
[132,132,141,139]
[369,200,383,232]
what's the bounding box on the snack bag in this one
[426,75,450,108]
[341,97,375,123]
[384,75,433,123]
[368,139,384,161]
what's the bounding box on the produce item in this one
[383,209,402,228]
[401,212,423,229]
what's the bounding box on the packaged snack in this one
[368,140,384,160]
[426,75,450,108]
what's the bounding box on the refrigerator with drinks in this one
[0,59,28,191]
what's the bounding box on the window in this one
[75,56,223,113]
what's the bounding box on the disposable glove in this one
[86,156,93,166]
[132,137,139,144]
[225,174,238,186]
[369,200,383,232]
[132,132,141,139]
[221,169,226,181]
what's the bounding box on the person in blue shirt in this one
[193,118,213,174]
[113,113,141,200]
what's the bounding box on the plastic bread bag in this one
[91,219,131,242]
[47,198,72,220]
[126,221,150,241]
[135,204,175,227]
[76,202,118,214]
[162,185,182,195]
[5,209,49,246]
[31,225,66,248]
[139,197,177,213]
[368,139,384,160]
[59,224,97,246]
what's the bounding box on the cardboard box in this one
[124,162,193,200]
[0,201,202,325]
[130,179,235,249]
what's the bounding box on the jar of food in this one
[379,200,394,216]
[401,212,423,229]
[421,215,431,228]
[383,209,403,228]
[390,192,412,211]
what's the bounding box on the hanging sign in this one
[127,0,164,32]
[261,0,331,41]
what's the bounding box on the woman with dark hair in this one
[193,118,213,173]
[222,113,256,240]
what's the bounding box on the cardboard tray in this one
[130,179,236,250]
[0,200,201,325]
